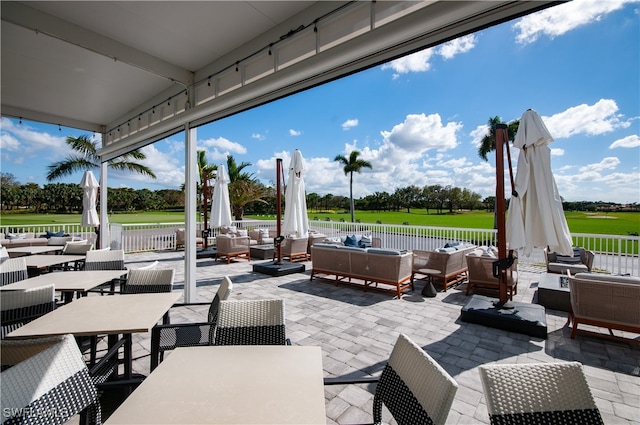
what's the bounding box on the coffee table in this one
[6,245,64,257]
[250,244,275,260]
[537,272,570,311]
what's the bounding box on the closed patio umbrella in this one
[282,149,309,237]
[210,164,232,229]
[506,109,573,257]
[80,170,99,228]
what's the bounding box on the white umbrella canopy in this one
[506,109,573,257]
[80,170,100,227]
[282,149,309,237]
[210,164,233,228]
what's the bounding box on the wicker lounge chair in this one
[567,272,640,343]
[276,236,309,262]
[465,250,518,300]
[544,247,594,274]
[324,333,458,425]
[479,361,603,424]
[215,235,250,263]
[150,276,233,371]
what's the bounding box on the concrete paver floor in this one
[98,250,639,424]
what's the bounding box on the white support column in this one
[184,124,197,303]
[99,160,108,249]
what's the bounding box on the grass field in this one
[2,209,638,236]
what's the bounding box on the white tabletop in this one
[23,254,86,269]
[6,292,181,338]
[6,246,64,257]
[0,270,128,292]
[106,345,326,425]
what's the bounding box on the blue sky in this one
[2,0,639,204]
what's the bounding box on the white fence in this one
[2,220,638,276]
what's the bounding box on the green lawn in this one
[1,209,638,236]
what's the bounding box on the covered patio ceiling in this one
[1,1,559,159]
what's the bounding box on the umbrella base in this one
[196,247,217,259]
[460,295,547,339]
[253,261,305,276]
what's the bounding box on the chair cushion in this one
[556,255,581,264]
[45,230,65,238]
[344,235,359,247]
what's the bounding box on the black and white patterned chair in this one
[84,249,126,294]
[0,257,28,287]
[214,298,290,346]
[479,361,604,425]
[1,284,56,339]
[1,334,102,424]
[150,276,233,371]
[324,333,458,425]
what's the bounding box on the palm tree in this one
[334,150,372,222]
[226,155,267,220]
[47,135,156,181]
[197,150,217,232]
[477,116,520,161]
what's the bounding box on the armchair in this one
[215,235,250,263]
[175,228,204,250]
[1,284,56,339]
[0,257,28,286]
[465,250,518,300]
[215,299,290,345]
[276,236,309,262]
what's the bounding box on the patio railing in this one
[1,220,638,276]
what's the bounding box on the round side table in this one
[418,268,441,297]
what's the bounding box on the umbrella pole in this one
[495,124,509,305]
[276,158,283,264]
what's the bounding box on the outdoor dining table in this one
[0,270,129,303]
[6,292,181,380]
[5,245,64,257]
[105,345,326,425]
[22,254,86,276]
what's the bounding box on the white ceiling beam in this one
[1,105,104,134]
[1,1,193,86]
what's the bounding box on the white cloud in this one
[0,132,20,151]
[381,49,435,74]
[543,99,630,139]
[579,156,620,172]
[116,144,184,188]
[199,136,246,161]
[342,119,359,131]
[252,133,266,141]
[550,148,565,156]
[610,134,640,148]
[470,124,490,148]
[513,0,632,45]
[380,113,461,153]
[438,34,477,59]
[289,129,302,136]
[0,117,68,161]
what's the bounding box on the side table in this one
[417,268,441,297]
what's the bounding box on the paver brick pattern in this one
[110,251,639,424]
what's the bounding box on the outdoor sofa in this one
[567,272,640,344]
[412,243,476,291]
[310,244,413,298]
[545,246,594,274]
[0,233,49,248]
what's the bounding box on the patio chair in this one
[0,257,28,286]
[85,249,127,294]
[150,276,233,371]
[465,250,518,300]
[175,228,204,250]
[544,246,594,275]
[215,235,250,264]
[479,361,603,425]
[214,299,290,345]
[1,284,56,339]
[51,240,94,271]
[0,246,9,262]
[120,268,175,324]
[1,334,101,424]
[276,236,309,262]
[324,333,458,425]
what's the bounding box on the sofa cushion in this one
[313,243,338,249]
[556,255,581,264]
[45,230,65,238]
[344,235,359,247]
[436,247,457,253]
[237,229,248,237]
[574,273,640,285]
[335,245,366,253]
[366,248,403,256]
